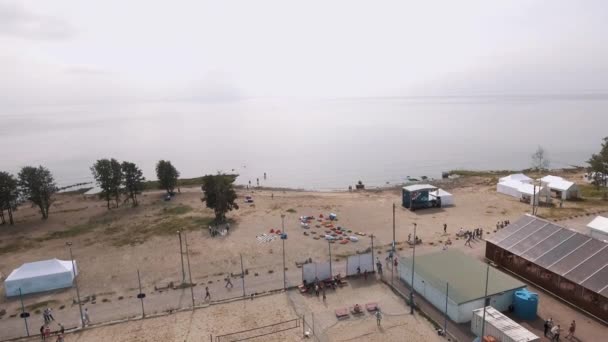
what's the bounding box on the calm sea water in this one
[2,96,607,190]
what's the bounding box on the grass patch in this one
[110,215,214,246]
[40,222,98,240]
[143,177,206,190]
[0,239,38,255]
[579,184,608,199]
[24,300,59,312]
[38,215,117,242]
[161,204,193,215]
[286,208,297,213]
[538,207,587,220]
[448,169,515,177]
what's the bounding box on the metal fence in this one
[214,317,300,342]
[0,231,389,341]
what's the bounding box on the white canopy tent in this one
[540,176,579,200]
[587,216,608,241]
[518,183,548,205]
[430,188,454,206]
[4,259,77,297]
[499,174,533,184]
[496,179,523,198]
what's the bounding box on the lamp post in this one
[410,223,417,314]
[370,234,375,273]
[18,288,30,336]
[281,214,286,290]
[481,264,490,339]
[177,231,186,283]
[183,231,195,310]
[66,242,84,328]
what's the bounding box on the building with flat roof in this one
[486,214,608,322]
[399,250,526,323]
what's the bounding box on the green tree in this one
[201,174,239,222]
[18,166,57,219]
[91,158,123,209]
[121,161,145,206]
[0,171,19,225]
[531,145,550,170]
[156,160,180,194]
[587,137,608,197]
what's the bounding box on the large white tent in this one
[496,179,522,198]
[587,216,608,241]
[499,173,533,184]
[540,176,579,200]
[4,259,77,297]
[497,179,548,204]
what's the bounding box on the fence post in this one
[312,312,315,338]
[240,254,246,297]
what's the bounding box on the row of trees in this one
[90,159,180,208]
[0,166,57,224]
[90,159,146,208]
[0,159,240,224]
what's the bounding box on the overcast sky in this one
[2,0,608,107]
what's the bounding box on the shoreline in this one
[60,166,586,195]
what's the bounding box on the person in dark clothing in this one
[443,223,447,234]
[544,318,553,337]
[40,325,45,341]
[205,287,211,301]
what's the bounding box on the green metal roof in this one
[401,250,526,305]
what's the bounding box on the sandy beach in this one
[0,170,605,341]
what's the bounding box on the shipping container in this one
[471,306,539,342]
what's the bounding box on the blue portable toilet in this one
[513,289,538,320]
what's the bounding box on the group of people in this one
[496,220,510,230]
[459,227,483,247]
[407,234,422,245]
[544,318,576,341]
[39,308,65,342]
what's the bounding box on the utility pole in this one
[370,234,375,273]
[66,242,84,328]
[444,282,449,336]
[281,214,286,291]
[240,254,246,297]
[177,231,186,283]
[183,232,195,310]
[410,223,417,314]
[328,240,333,277]
[392,203,396,252]
[137,269,145,318]
[481,264,490,339]
[18,288,29,336]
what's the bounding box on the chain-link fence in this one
[0,229,392,341]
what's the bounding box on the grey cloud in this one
[0,1,74,39]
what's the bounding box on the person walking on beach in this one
[225,277,233,288]
[205,287,211,301]
[544,318,552,337]
[551,324,560,341]
[83,308,91,326]
[465,235,472,247]
[443,223,447,234]
[566,320,575,339]
[44,326,51,339]
[375,310,382,326]
[322,288,326,302]
[40,325,45,341]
